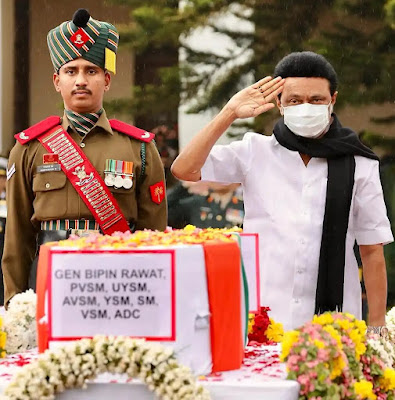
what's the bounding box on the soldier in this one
[3,9,167,305]
[168,182,244,229]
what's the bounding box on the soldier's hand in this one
[226,76,284,119]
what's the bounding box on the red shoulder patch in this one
[150,181,165,204]
[15,116,61,145]
[109,119,155,143]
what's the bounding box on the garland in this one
[4,335,210,400]
[3,290,37,354]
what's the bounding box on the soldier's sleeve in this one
[2,142,37,305]
[135,141,168,231]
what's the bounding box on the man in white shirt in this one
[171,51,393,331]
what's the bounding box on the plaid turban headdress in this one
[47,8,119,74]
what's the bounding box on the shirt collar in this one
[61,109,114,135]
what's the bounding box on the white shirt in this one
[201,133,393,331]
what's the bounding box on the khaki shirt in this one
[3,111,167,304]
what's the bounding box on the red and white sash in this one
[38,125,130,235]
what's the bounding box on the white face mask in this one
[281,102,333,139]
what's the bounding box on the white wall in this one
[178,5,254,150]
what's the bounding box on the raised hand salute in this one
[226,76,284,119]
[171,76,284,181]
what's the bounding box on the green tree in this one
[385,0,395,27]
[107,0,394,134]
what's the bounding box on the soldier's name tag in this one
[37,164,61,173]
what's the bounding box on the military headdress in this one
[47,8,119,74]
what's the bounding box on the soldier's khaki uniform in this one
[3,110,167,305]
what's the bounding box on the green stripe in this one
[65,109,102,136]
[231,233,249,344]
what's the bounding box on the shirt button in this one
[216,215,223,221]
[45,183,50,189]
[297,269,304,274]
[300,238,305,244]
[293,298,300,304]
[80,143,86,148]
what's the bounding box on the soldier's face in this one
[53,58,111,113]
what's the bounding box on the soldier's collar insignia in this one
[19,132,29,140]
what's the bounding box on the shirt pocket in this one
[32,171,68,218]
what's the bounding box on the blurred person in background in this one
[168,181,243,229]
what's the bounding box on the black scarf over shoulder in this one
[273,114,378,314]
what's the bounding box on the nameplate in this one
[37,164,61,173]
[47,249,176,341]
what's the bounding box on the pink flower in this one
[306,360,319,368]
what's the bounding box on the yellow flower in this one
[355,319,367,336]
[380,368,395,391]
[0,316,3,328]
[183,224,197,232]
[266,319,284,343]
[353,380,376,399]
[0,331,6,358]
[355,342,366,359]
[312,313,334,326]
[349,328,366,358]
[344,312,356,320]
[330,355,346,380]
[280,330,299,362]
[323,325,343,349]
[248,313,255,334]
[314,339,325,349]
[337,319,353,332]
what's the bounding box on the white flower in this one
[386,306,395,342]
[367,335,395,368]
[3,335,210,400]
[4,290,37,354]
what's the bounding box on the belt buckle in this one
[70,229,99,237]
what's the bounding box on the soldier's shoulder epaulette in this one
[14,116,61,145]
[109,119,155,143]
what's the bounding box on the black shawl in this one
[273,114,378,313]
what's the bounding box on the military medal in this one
[122,161,133,189]
[104,159,115,187]
[114,160,124,188]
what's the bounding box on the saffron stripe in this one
[53,30,74,61]
[50,33,66,64]
[87,22,100,36]
[108,39,118,48]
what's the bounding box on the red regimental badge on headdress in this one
[150,181,165,205]
[70,28,89,48]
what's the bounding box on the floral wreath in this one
[4,335,211,400]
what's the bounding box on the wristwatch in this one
[366,325,389,339]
